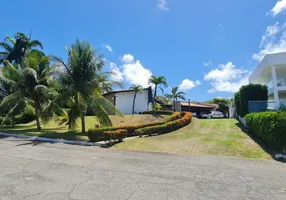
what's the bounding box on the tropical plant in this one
[98,72,123,93]
[0,51,60,130]
[208,98,230,114]
[165,86,186,111]
[0,32,43,64]
[52,40,121,133]
[149,75,167,104]
[130,85,142,114]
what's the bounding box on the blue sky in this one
[1,0,286,101]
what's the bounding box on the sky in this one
[1,0,286,102]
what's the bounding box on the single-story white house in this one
[249,52,286,109]
[103,87,153,115]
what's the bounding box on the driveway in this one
[0,137,286,200]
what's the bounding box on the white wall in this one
[115,90,150,114]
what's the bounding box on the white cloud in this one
[108,62,123,82]
[204,62,249,93]
[203,61,212,66]
[103,44,113,52]
[157,0,169,10]
[112,54,152,87]
[269,0,286,17]
[122,60,152,87]
[178,79,201,91]
[252,22,286,61]
[121,54,134,64]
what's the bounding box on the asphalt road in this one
[0,137,286,200]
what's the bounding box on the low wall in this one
[238,116,247,127]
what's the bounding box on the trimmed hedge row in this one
[245,111,286,150]
[88,112,183,142]
[142,110,174,115]
[136,112,192,136]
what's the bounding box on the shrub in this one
[14,105,36,124]
[142,110,174,115]
[136,112,192,136]
[153,103,162,111]
[236,84,268,117]
[103,129,128,142]
[88,112,183,141]
[246,111,286,150]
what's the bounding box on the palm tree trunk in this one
[154,85,157,104]
[35,103,41,131]
[173,98,175,112]
[132,93,137,114]
[81,115,86,133]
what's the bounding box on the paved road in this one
[0,137,286,200]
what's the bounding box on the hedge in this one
[136,112,192,136]
[235,84,268,117]
[88,112,183,142]
[142,110,174,115]
[245,111,286,150]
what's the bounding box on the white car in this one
[208,111,224,118]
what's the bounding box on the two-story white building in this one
[249,52,286,109]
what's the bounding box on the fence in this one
[248,100,286,113]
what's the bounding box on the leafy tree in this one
[208,98,230,114]
[165,87,185,111]
[149,75,167,104]
[0,32,43,64]
[52,40,121,133]
[0,51,59,129]
[130,85,142,114]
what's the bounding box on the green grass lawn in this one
[115,118,271,159]
[0,115,165,141]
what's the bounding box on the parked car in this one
[208,111,224,118]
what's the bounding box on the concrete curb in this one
[0,132,102,147]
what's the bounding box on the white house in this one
[249,52,286,109]
[103,87,153,115]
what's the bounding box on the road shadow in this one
[235,122,286,163]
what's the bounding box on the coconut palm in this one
[130,85,142,114]
[98,73,123,93]
[0,51,61,130]
[149,75,167,104]
[165,87,186,111]
[52,40,121,133]
[0,32,43,64]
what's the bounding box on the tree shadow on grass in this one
[235,122,286,163]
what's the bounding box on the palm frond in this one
[0,42,12,52]
[4,36,16,45]
[29,40,43,49]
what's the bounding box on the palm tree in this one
[165,87,186,111]
[130,85,142,114]
[0,51,60,130]
[52,40,121,133]
[149,75,167,104]
[0,32,43,64]
[98,73,123,93]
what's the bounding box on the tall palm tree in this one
[130,85,142,114]
[52,40,121,133]
[0,51,61,130]
[165,87,186,111]
[149,75,167,104]
[0,32,43,64]
[98,73,123,93]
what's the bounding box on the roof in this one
[162,101,218,109]
[180,101,218,108]
[249,52,286,84]
[103,87,151,96]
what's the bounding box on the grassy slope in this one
[0,115,166,141]
[115,118,271,159]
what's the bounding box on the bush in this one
[236,84,268,117]
[246,111,286,150]
[136,112,192,136]
[103,129,128,142]
[14,105,36,124]
[142,110,174,115]
[88,112,184,142]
